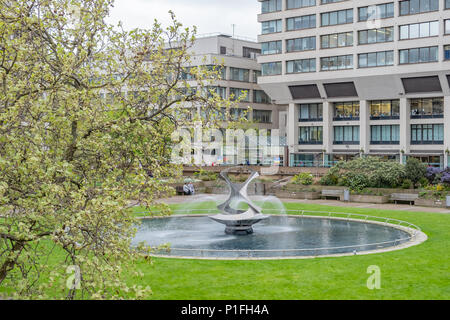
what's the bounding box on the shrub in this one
[405,158,427,185]
[292,172,314,185]
[418,177,429,188]
[401,179,413,189]
[193,169,217,181]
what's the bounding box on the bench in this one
[175,186,185,195]
[321,189,344,200]
[391,193,419,205]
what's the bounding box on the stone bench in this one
[321,189,344,200]
[391,193,419,205]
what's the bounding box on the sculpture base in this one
[225,226,254,235]
[209,214,269,236]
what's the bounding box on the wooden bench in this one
[321,189,344,200]
[175,186,185,195]
[391,193,419,205]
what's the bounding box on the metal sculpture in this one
[209,169,269,235]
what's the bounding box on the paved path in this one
[157,194,450,214]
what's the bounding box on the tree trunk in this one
[0,240,25,285]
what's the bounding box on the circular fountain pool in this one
[132,212,426,260]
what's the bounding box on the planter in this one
[275,191,321,200]
[415,198,447,208]
[348,194,390,204]
[205,187,228,194]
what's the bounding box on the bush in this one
[418,177,429,188]
[405,158,427,185]
[292,172,314,185]
[401,179,413,189]
[193,169,217,181]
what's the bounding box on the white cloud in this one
[107,0,260,39]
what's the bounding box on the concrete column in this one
[287,103,299,164]
[444,96,450,168]
[359,100,369,155]
[399,97,409,164]
[322,101,333,154]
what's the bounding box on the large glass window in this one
[358,27,394,44]
[410,98,444,118]
[287,15,316,31]
[399,0,439,15]
[262,20,282,34]
[261,62,282,76]
[411,124,444,144]
[321,55,353,71]
[371,125,400,144]
[334,126,360,144]
[399,21,439,40]
[299,104,323,122]
[358,3,394,21]
[287,0,316,9]
[299,126,323,144]
[370,100,400,119]
[445,45,450,61]
[399,46,438,64]
[286,59,316,73]
[359,51,394,68]
[333,102,360,120]
[261,0,282,13]
[253,110,272,123]
[229,68,249,82]
[321,9,353,26]
[321,32,353,49]
[253,90,272,104]
[229,88,250,102]
[262,41,282,55]
[286,37,316,52]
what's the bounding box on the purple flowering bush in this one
[426,167,450,185]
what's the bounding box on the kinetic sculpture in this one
[209,169,269,235]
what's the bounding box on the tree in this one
[0,0,234,299]
[405,158,427,186]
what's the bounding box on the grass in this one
[2,202,449,299]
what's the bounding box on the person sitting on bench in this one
[183,183,191,195]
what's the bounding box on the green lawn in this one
[2,202,449,300]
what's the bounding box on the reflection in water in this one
[132,216,411,258]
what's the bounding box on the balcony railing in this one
[299,118,323,122]
[410,114,444,119]
[333,116,360,121]
[370,115,400,120]
[411,140,444,145]
[370,141,400,145]
[333,141,360,145]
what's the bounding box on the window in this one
[287,0,316,9]
[321,9,353,26]
[262,20,282,34]
[321,55,353,71]
[334,126,360,144]
[243,47,261,59]
[262,41,282,55]
[205,65,226,79]
[299,104,323,122]
[286,59,316,73]
[229,108,249,121]
[445,45,450,61]
[321,32,353,49]
[205,86,227,99]
[399,0,439,15]
[220,46,227,55]
[445,20,450,34]
[299,126,323,144]
[334,102,360,120]
[261,62,282,76]
[229,88,250,102]
[411,124,444,144]
[358,51,394,68]
[370,100,400,119]
[447,0,450,9]
[358,27,393,44]
[359,3,394,21]
[229,68,250,82]
[286,36,316,52]
[253,110,272,123]
[399,46,438,64]
[321,0,346,4]
[251,70,261,83]
[261,0,282,13]
[410,98,444,118]
[399,21,439,40]
[287,15,316,31]
[371,125,400,144]
[253,90,272,104]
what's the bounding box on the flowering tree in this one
[0,0,234,299]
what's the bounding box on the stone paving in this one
[157,194,450,214]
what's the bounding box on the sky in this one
[107,0,261,40]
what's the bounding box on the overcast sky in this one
[107,0,260,40]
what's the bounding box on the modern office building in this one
[257,0,450,169]
[185,34,288,165]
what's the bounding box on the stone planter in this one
[415,198,447,208]
[275,191,321,200]
[348,194,390,204]
[205,186,229,194]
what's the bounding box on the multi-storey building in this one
[185,34,288,165]
[257,0,450,169]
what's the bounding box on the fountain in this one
[209,169,269,235]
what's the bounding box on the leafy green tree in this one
[0,0,233,299]
[405,158,427,186]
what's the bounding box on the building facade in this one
[257,0,450,168]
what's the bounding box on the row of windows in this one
[228,88,273,104]
[262,0,444,16]
[297,99,444,121]
[261,45,444,75]
[298,124,444,145]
